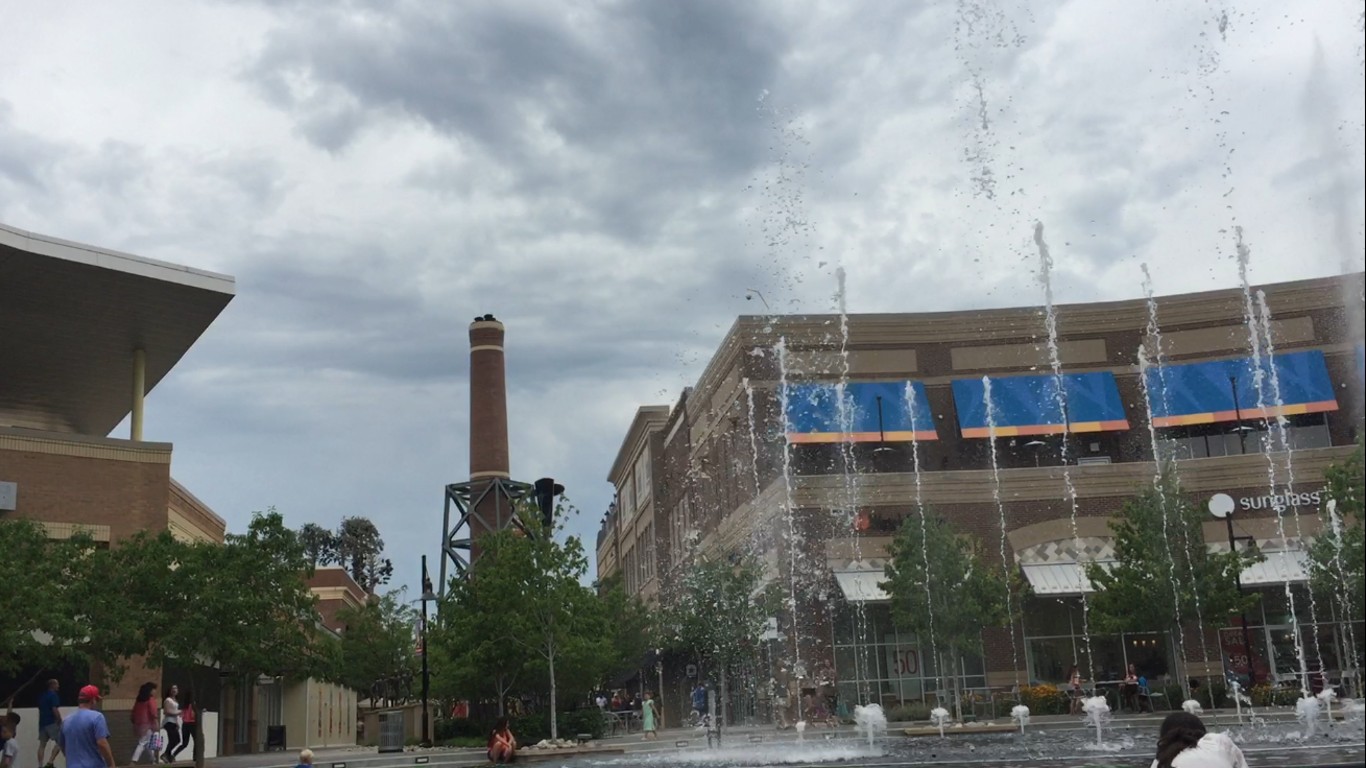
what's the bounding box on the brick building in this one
[599,272,1364,721]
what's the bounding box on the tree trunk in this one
[950,646,963,723]
[548,646,558,741]
[720,666,729,729]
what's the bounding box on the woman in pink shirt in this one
[130,682,161,764]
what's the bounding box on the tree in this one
[1086,470,1262,688]
[597,574,654,686]
[454,510,608,740]
[336,517,393,593]
[1307,438,1364,691]
[0,520,147,701]
[430,573,530,718]
[337,590,419,706]
[135,510,335,768]
[882,511,1023,721]
[298,522,339,568]
[656,554,773,726]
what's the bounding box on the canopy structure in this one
[0,222,235,436]
[785,380,937,443]
[1144,349,1338,428]
[952,371,1129,438]
[833,569,890,602]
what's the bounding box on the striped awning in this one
[785,381,937,443]
[1020,561,1116,595]
[833,570,890,602]
[1240,550,1309,585]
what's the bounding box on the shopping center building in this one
[598,272,1364,720]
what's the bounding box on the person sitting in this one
[1152,712,1248,768]
[487,718,517,764]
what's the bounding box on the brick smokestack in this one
[469,315,510,482]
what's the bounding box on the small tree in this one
[337,517,394,593]
[136,510,333,768]
[1086,470,1262,689]
[882,511,1022,721]
[1307,438,1364,691]
[430,574,530,718]
[656,554,773,726]
[337,590,419,706]
[299,522,339,568]
[597,574,655,687]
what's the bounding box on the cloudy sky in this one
[2,0,1362,594]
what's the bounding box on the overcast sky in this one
[2,0,1362,595]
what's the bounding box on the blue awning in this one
[785,381,937,443]
[952,371,1129,438]
[1144,349,1338,427]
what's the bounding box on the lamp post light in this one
[419,555,437,747]
[1207,494,1258,686]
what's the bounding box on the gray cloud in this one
[1,0,1362,595]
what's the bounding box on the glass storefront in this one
[1023,598,1174,686]
[831,602,985,708]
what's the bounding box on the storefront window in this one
[1024,598,1173,686]
[831,603,983,707]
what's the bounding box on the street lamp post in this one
[1229,376,1247,455]
[420,555,437,747]
[1207,495,1258,686]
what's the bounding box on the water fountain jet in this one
[1081,696,1111,749]
[1010,705,1030,735]
[930,707,951,739]
[853,703,887,752]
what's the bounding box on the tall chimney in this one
[466,314,511,567]
[469,314,510,482]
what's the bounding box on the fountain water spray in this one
[794,719,807,741]
[1255,289,1327,675]
[1229,678,1253,725]
[1139,266,1208,686]
[1297,695,1322,739]
[1081,696,1111,749]
[1317,687,1337,724]
[1323,500,1362,692]
[1182,699,1203,715]
[982,375,1022,685]
[853,703,887,752]
[774,338,804,691]
[903,382,942,698]
[1010,705,1030,735]
[1235,242,1311,695]
[930,707,951,739]
[1035,221,1094,680]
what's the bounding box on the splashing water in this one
[903,382,942,697]
[853,703,887,751]
[1297,695,1322,740]
[930,707,951,738]
[1183,699,1204,715]
[1011,705,1030,735]
[1324,499,1364,694]
[794,720,807,741]
[1035,221,1094,680]
[1229,679,1254,725]
[982,375,1021,685]
[1081,696,1111,749]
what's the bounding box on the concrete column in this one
[131,348,146,441]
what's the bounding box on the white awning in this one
[1241,551,1309,585]
[1021,561,1115,595]
[834,570,890,602]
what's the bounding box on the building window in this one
[634,450,652,505]
[831,603,985,708]
[1158,413,1330,461]
[1022,598,1172,686]
[620,476,635,519]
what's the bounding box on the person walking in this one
[36,680,62,768]
[56,686,115,768]
[641,691,658,741]
[169,691,196,763]
[129,683,160,764]
[160,686,181,763]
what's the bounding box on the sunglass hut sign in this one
[1208,489,1325,516]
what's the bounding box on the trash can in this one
[377,710,405,753]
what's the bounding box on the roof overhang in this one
[606,404,670,484]
[0,222,236,436]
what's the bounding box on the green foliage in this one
[1307,438,1364,623]
[1086,469,1262,640]
[431,503,610,740]
[298,522,339,568]
[656,554,775,670]
[336,517,394,593]
[0,520,149,697]
[1018,684,1066,715]
[337,589,419,703]
[882,511,1021,654]
[596,574,655,683]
